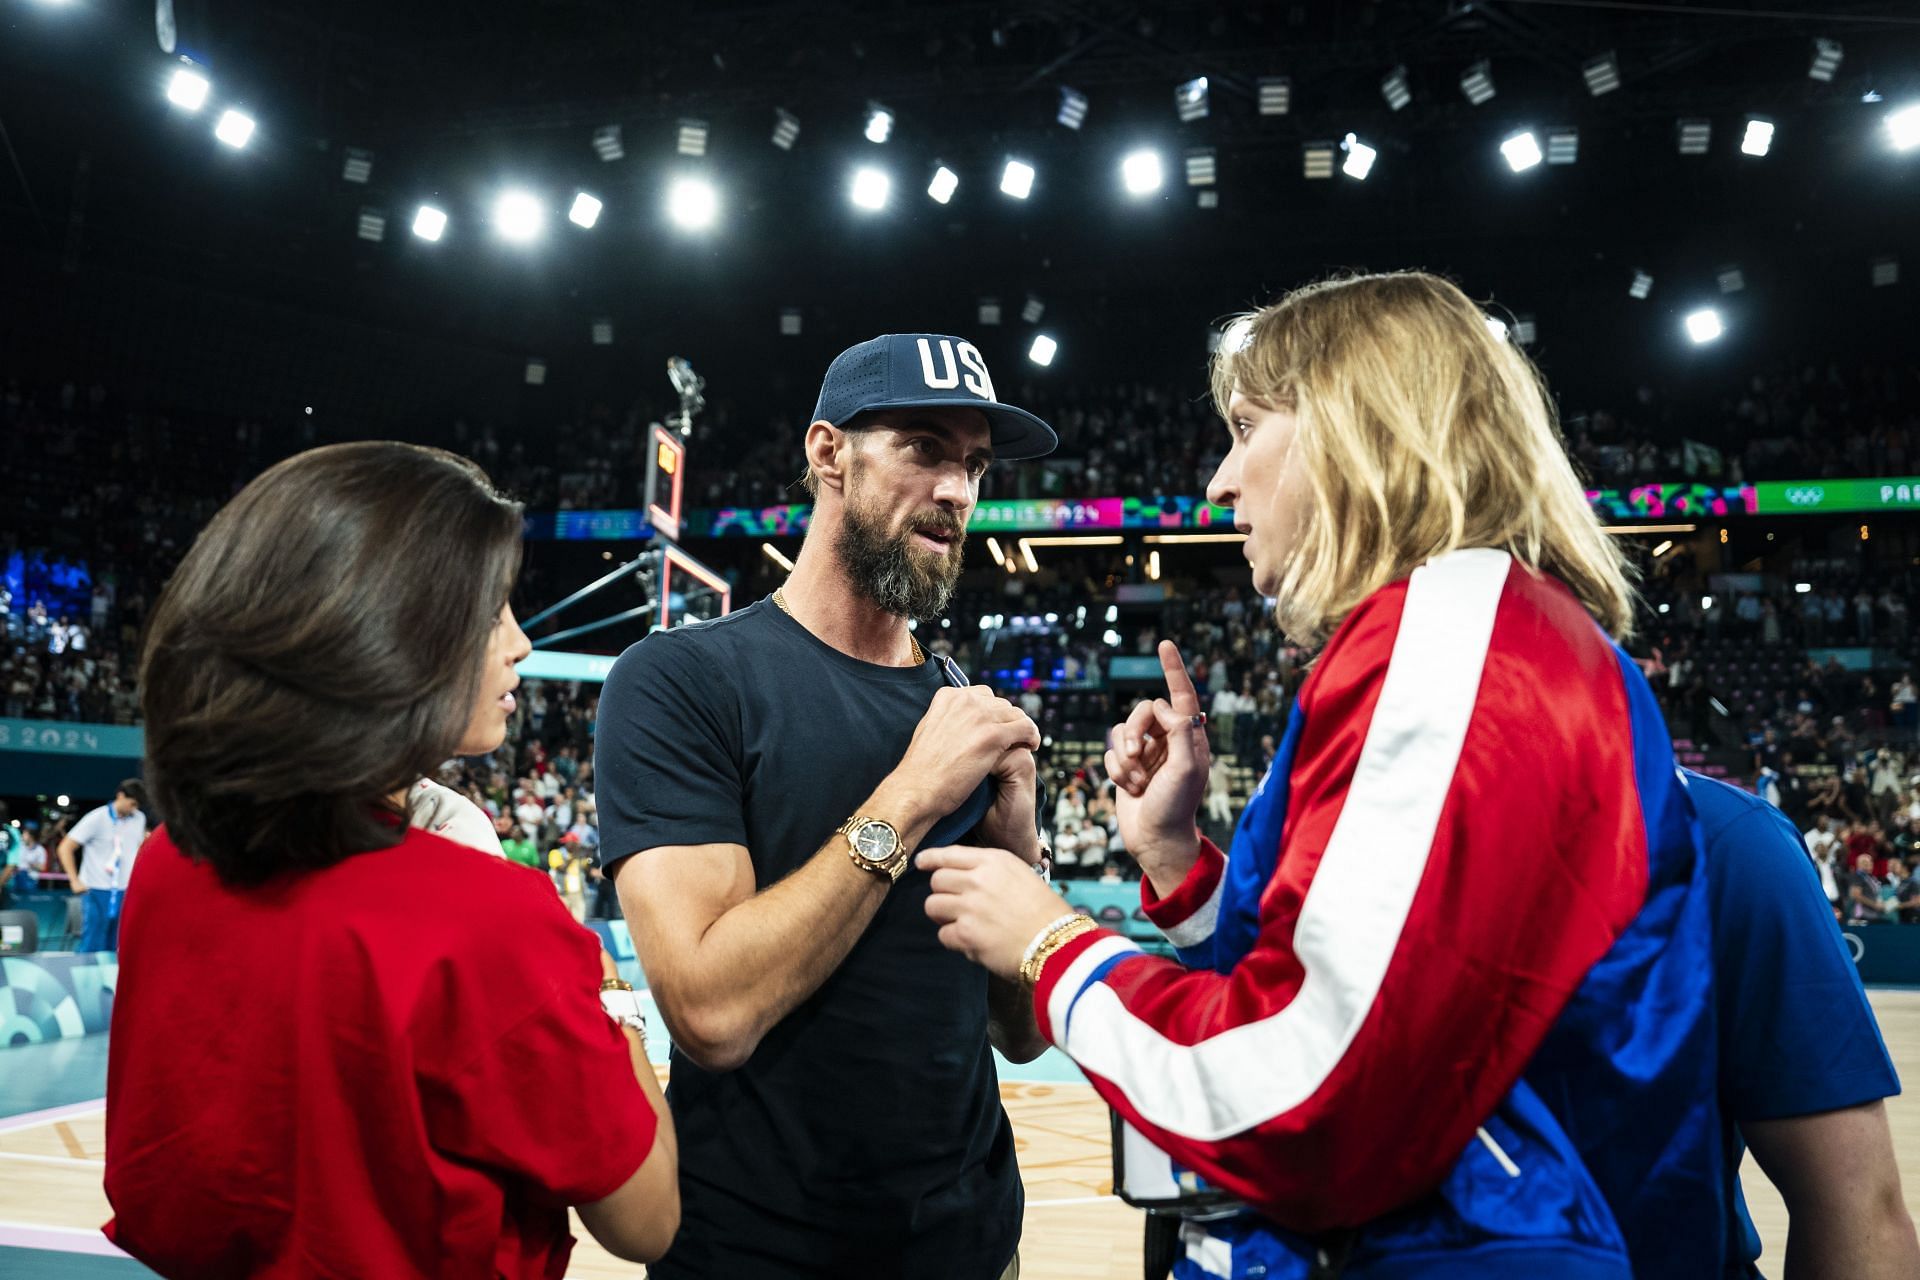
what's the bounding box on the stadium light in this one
[1000,159,1035,199]
[412,204,447,241]
[1021,295,1045,324]
[1028,334,1058,367]
[1303,141,1335,179]
[1546,127,1579,165]
[1341,133,1376,180]
[1380,66,1411,112]
[667,178,718,229]
[1685,308,1723,344]
[1258,76,1291,116]
[1582,51,1620,96]
[1809,38,1843,82]
[493,190,545,242]
[1677,118,1712,155]
[1741,118,1775,156]
[1501,131,1543,172]
[850,166,890,210]
[1184,148,1216,187]
[1122,149,1163,195]
[214,109,256,149]
[1629,269,1653,299]
[166,65,209,111]
[568,192,603,228]
[1057,87,1088,130]
[592,125,624,161]
[342,148,374,184]
[1175,76,1210,122]
[864,103,894,143]
[771,108,800,151]
[1460,59,1496,106]
[1889,104,1920,151]
[928,165,959,204]
[676,119,709,157]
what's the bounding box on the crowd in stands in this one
[9,358,1920,917]
[689,359,1920,506]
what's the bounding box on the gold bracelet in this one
[1019,912,1082,978]
[1021,916,1101,990]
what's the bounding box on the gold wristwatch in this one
[839,814,910,882]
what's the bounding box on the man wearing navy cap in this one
[596,335,1056,1278]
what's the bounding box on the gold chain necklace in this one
[773,588,925,666]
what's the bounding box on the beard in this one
[837,478,967,623]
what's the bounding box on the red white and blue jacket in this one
[1035,548,1723,1279]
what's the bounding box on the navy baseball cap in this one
[811,333,1058,460]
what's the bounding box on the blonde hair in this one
[1211,271,1635,645]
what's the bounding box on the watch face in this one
[851,820,898,863]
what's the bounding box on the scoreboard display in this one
[645,423,687,544]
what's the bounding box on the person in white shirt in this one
[1206,757,1235,827]
[513,790,546,834]
[1053,822,1082,877]
[1054,784,1087,833]
[56,780,150,953]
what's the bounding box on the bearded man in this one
[595,334,1058,1279]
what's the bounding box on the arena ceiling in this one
[2,0,1918,417]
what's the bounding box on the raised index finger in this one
[1159,640,1202,716]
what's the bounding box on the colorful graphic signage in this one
[520,476,1920,541]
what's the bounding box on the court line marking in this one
[1025,1194,1119,1208]
[0,1100,105,1135]
[0,1219,128,1258]
[0,1150,100,1169]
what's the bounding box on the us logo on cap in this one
[915,338,997,402]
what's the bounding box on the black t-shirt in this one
[595,598,1020,1278]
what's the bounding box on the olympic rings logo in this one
[1843,930,1866,965]
[1783,487,1825,506]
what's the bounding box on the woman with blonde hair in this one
[922,273,1720,1278]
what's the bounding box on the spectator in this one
[1848,852,1893,922]
[55,780,149,954]
[5,822,50,898]
[499,818,543,871]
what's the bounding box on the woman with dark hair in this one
[104,442,678,1277]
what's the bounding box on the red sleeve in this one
[1033,552,1649,1232]
[417,894,660,1206]
[1140,837,1227,951]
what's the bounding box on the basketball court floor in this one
[4,987,1917,1279]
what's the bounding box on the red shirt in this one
[104,825,657,1279]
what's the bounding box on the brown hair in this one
[139,442,523,885]
[1210,271,1636,644]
